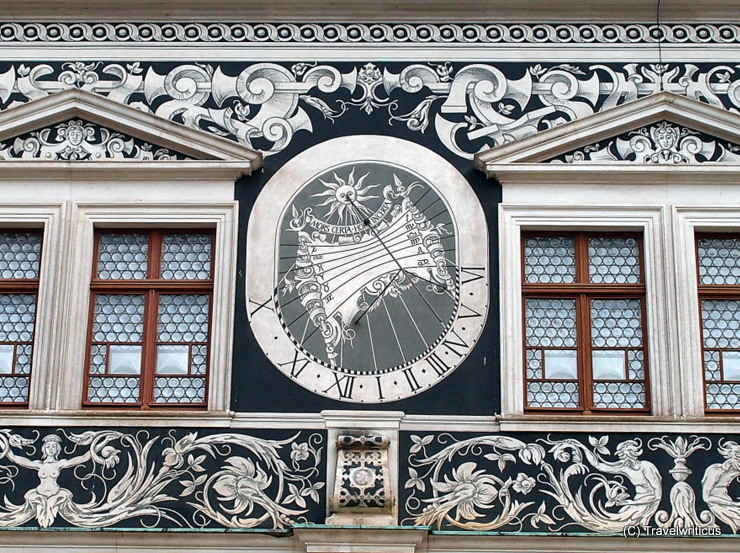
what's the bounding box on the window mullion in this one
[149,231,163,279]
[578,293,593,413]
[576,234,591,413]
[141,231,161,408]
[141,289,159,408]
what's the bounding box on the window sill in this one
[0,409,235,427]
[498,414,740,433]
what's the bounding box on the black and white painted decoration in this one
[550,121,740,164]
[0,118,192,161]
[402,432,740,535]
[246,136,488,403]
[0,16,738,541]
[0,62,737,159]
[0,428,324,529]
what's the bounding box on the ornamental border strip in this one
[2,61,736,160]
[0,23,737,44]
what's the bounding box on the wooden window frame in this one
[522,231,650,414]
[83,229,215,410]
[0,229,43,408]
[696,232,740,414]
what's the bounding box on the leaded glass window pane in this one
[701,297,740,410]
[525,298,580,408]
[0,293,37,404]
[0,232,41,279]
[96,233,148,279]
[87,230,213,408]
[522,233,648,412]
[160,234,212,280]
[593,382,646,409]
[525,298,577,348]
[588,237,641,284]
[698,237,740,285]
[153,294,209,404]
[87,294,145,404]
[526,381,579,409]
[523,236,575,284]
[590,298,646,409]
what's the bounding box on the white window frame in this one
[673,207,740,418]
[499,205,674,427]
[0,204,64,411]
[56,203,238,413]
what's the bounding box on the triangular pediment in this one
[0,118,196,161]
[475,92,740,174]
[0,89,261,169]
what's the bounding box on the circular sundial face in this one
[247,136,488,403]
[276,162,458,374]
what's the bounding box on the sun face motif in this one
[312,168,379,225]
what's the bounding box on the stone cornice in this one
[0,1,737,23]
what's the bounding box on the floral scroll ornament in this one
[404,435,545,530]
[405,434,667,533]
[541,438,663,532]
[405,433,740,534]
[703,440,740,531]
[0,61,739,159]
[0,429,323,529]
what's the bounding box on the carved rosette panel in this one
[0,428,324,529]
[401,432,740,535]
[331,435,392,517]
[0,62,738,160]
[549,121,740,163]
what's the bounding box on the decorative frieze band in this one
[0,428,324,529]
[0,23,737,45]
[402,432,740,535]
[1,61,737,160]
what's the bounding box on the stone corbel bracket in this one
[329,433,394,525]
